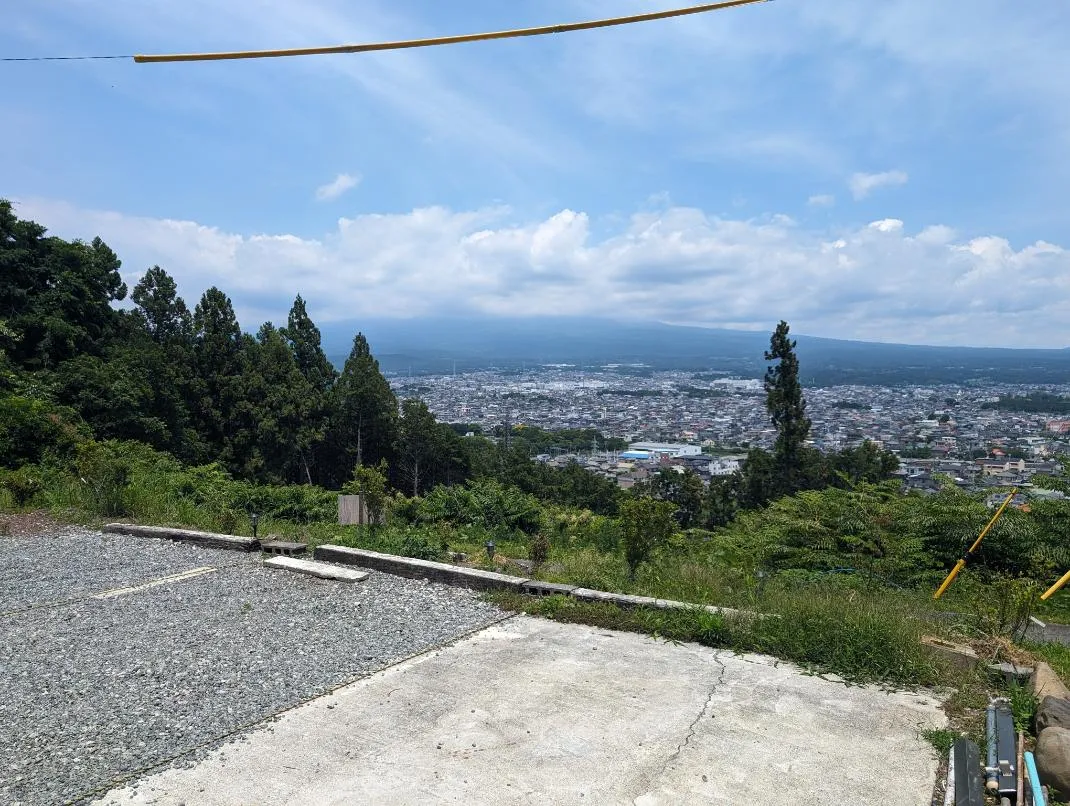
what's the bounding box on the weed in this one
[922,728,958,756]
[1007,681,1038,733]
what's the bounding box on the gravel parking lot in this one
[0,525,504,806]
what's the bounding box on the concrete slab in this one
[263,556,368,583]
[102,523,259,552]
[95,615,945,806]
[314,544,528,591]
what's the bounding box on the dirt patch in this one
[0,511,68,537]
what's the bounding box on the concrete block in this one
[520,580,578,597]
[1034,662,1070,702]
[921,636,980,671]
[260,540,308,556]
[103,523,259,552]
[313,545,527,591]
[264,556,368,583]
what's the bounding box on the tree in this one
[191,288,246,467]
[328,333,398,483]
[398,398,442,497]
[764,321,814,498]
[828,441,899,486]
[705,473,741,528]
[239,323,317,483]
[620,496,676,580]
[283,296,336,483]
[0,201,127,369]
[650,467,704,527]
[131,266,192,344]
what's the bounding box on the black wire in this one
[0,54,131,62]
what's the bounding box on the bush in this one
[75,440,134,516]
[0,466,43,507]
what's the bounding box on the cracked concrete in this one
[96,615,945,806]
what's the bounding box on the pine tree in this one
[131,266,193,344]
[764,320,813,497]
[328,332,398,483]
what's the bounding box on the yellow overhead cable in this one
[133,0,769,64]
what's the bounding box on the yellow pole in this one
[133,0,768,63]
[933,487,1017,599]
[1041,569,1070,601]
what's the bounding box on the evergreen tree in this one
[0,201,126,369]
[328,333,398,483]
[283,296,335,483]
[239,323,316,483]
[192,287,246,467]
[131,266,193,344]
[398,398,442,496]
[764,320,813,497]
[284,295,335,394]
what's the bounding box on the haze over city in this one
[4,0,1070,348]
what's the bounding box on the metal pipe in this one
[986,703,999,791]
[1017,731,1025,805]
[934,487,1017,599]
[1025,751,1046,806]
[1041,567,1070,601]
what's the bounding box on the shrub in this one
[619,496,677,580]
[0,466,43,507]
[75,440,134,516]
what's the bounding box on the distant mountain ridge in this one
[317,316,1070,386]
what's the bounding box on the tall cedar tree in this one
[192,288,246,470]
[241,323,316,484]
[329,333,398,483]
[283,296,335,484]
[764,320,812,498]
[398,398,442,496]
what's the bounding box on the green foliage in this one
[764,321,812,498]
[922,729,958,755]
[492,587,944,688]
[982,392,1070,414]
[0,466,43,506]
[417,478,542,536]
[75,440,134,516]
[0,394,89,468]
[342,460,390,528]
[496,424,627,454]
[620,496,677,580]
[717,482,936,584]
[1007,682,1038,733]
[328,333,398,483]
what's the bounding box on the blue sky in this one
[3,0,1069,347]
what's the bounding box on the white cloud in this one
[849,170,909,200]
[808,194,835,207]
[13,197,1070,349]
[315,173,361,202]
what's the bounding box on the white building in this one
[627,442,702,458]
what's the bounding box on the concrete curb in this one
[313,545,527,592]
[313,543,748,618]
[102,523,260,552]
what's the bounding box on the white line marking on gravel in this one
[91,567,217,599]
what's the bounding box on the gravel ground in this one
[0,526,505,806]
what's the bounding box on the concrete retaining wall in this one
[102,523,260,552]
[313,545,527,591]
